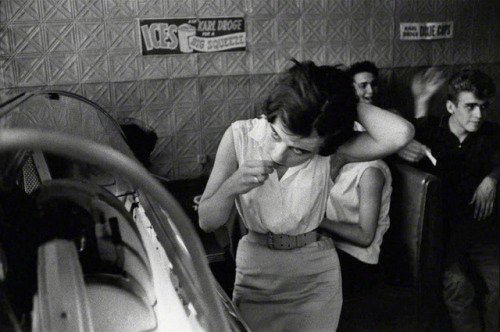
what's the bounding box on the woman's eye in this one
[292,148,307,155]
[271,131,280,140]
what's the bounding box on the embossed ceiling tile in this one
[0,3,8,21]
[393,41,432,67]
[301,0,326,18]
[107,20,137,51]
[82,82,112,107]
[276,18,300,45]
[1,59,16,87]
[248,18,275,46]
[349,41,372,65]
[326,16,350,42]
[7,0,41,22]
[111,81,143,107]
[251,74,278,100]
[175,106,200,133]
[201,102,226,129]
[303,45,326,65]
[11,24,45,54]
[371,0,395,17]
[450,40,471,65]
[226,101,253,124]
[395,0,417,16]
[41,0,74,21]
[198,53,225,76]
[74,0,105,19]
[225,52,250,75]
[48,84,82,95]
[371,41,393,68]
[137,0,163,17]
[326,43,350,66]
[350,18,371,42]
[249,47,277,74]
[302,18,326,44]
[202,130,224,156]
[171,78,199,104]
[196,0,223,17]
[108,51,139,81]
[169,55,198,78]
[223,0,246,16]
[276,0,300,17]
[326,0,350,16]
[433,0,447,18]
[247,0,275,17]
[105,0,136,18]
[141,56,169,79]
[45,23,76,53]
[150,135,175,162]
[112,105,144,121]
[350,0,372,17]
[146,106,176,136]
[227,76,251,100]
[276,45,301,71]
[79,52,109,82]
[471,39,492,64]
[143,79,170,107]
[48,54,79,84]
[372,16,394,42]
[166,0,196,17]
[14,56,48,86]
[76,22,106,51]
[200,76,226,102]
[0,26,12,56]
[414,0,437,16]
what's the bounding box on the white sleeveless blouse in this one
[231,118,332,235]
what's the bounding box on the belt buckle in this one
[267,232,274,249]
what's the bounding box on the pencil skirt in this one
[232,233,342,332]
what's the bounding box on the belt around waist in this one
[248,230,319,250]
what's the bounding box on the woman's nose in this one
[366,84,373,94]
[271,143,287,163]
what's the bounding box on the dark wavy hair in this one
[447,69,496,104]
[348,61,379,81]
[263,59,357,156]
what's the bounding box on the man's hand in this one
[412,67,446,102]
[470,176,497,221]
[397,139,427,163]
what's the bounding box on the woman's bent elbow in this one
[198,216,217,233]
[393,122,415,150]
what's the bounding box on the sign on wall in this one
[400,21,453,40]
[139,17,246,55]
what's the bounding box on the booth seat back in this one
[382,161,445,327]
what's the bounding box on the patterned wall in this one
[1,0,499,180]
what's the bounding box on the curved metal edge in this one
[0,128,232,332]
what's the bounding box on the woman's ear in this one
[446,100,455,114]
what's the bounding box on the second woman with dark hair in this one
[198,60,414,331]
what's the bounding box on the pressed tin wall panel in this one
[1,0,499,180]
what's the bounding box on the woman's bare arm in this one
[321,167,385,247]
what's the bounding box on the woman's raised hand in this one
[229,160,275,194]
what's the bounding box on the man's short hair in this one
[348,61,379,81]
[263,59,357,155]
[448,69,496,103]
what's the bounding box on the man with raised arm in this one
[398,68,499,332]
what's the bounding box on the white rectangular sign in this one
[400,21,453,40]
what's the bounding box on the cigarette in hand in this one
[423,147,437,166]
